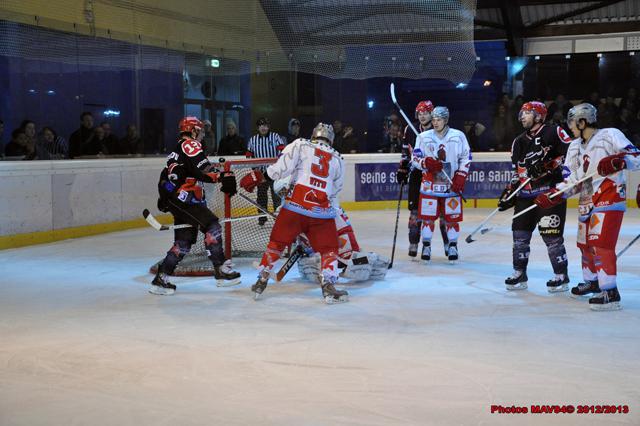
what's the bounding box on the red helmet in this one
[519,101,547,123]
[415,100,434,115]
[179,116,203,134]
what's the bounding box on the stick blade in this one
[465,235,474,244]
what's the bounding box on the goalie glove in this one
[239,170,265,193]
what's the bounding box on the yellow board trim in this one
[1,200,637,250]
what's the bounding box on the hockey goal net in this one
[150,157,278,276]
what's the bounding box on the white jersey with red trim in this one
[266,138,344,219]
[559,128,640,214]
[411,127,472,197]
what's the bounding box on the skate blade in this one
[448,258,458,265]
[589,302,622,311]
[253,291,263,301]
[547,284,569,293]
[148,286,175,296]
[216,277,241,287]
[505,282,528,291]
[324,295,349,304]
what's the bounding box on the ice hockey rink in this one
[1,208,639,425]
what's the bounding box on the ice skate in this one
[408,243,418,260]
[589,287,622,311]
[447,242,458,264]
[214,260,241,287]
[546,273,569,293]
[149,271,176,296]
[421,241,431,262]
[321,277,349,304]
[570,280,599,298]
[505,270,528,290]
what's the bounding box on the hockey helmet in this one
[311,122,335,143]
[567,103,597,125]
[519,101,547,123]
[179,116,203,134]
[431,106,449,121]
[415,100,434,116]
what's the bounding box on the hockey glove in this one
[451,170,468,194]
[239,170,265,193]
[219,171,237,196]
[396,160,409,185]
[636,184,640,208]
[597,153,627,176]
[421,157,443,173]
[497,184,516,211]
[534,188,564,210]
[523,147,548,179]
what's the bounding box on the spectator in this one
[464,120,486,152]
[332,120,344,151]
[118,124,143,155]
[4,128,35,159]
[491,103,515,151]
[100,122,119,154]
[217,120,246,156]
[341,125,359,153]
[547,94,573,121]
[20,120,37,145]
[598,95,619,128]
[619,108,633,139]
[620,87,638,117]
[379,122,402,153]
[246,117,284,225]
[629,109,640,147]
[286,118,301,144]
[202,119,216,155]
[40,126,68,159]
[88,126,110,156]
[69,112,95,158]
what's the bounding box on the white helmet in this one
[431,106,449,122]
[567,103,597,125]
[312,123,335,143]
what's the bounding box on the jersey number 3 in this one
[311,148,331,178]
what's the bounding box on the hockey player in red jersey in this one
[150,117,240,295]
[240,123,348,304]
[535,103,640,310]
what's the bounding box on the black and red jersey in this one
[511,124,572,198]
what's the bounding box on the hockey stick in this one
[389,83,467,203]
[237,192,278,219]
[617,233,640,258]
[388,182,405,269]
[142,209,268,231]
[464,177,532,243]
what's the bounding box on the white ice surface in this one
[1,208,640,425]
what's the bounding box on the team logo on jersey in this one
[557,127,572,143]
[540,214,561,228]
[582,154,590,173]
[589,213,603,235]
[413,148,424,158]
[181,139,203,157]
[438,144,447,161]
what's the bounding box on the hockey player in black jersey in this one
[151,116,240,295]
[498,101,573,292]
[396,100,449,258]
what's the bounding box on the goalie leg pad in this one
[369,252,390,280]
[298,253,321,282]
[340,251,373,281]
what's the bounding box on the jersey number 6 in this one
[311,148,331,178]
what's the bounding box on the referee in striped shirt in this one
[246,117,285,226]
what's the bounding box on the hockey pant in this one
[260,208,339,283]
[159,197,225,274]
[418,195,463,244]
[577,207,624,291]
[511,197,568,275]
